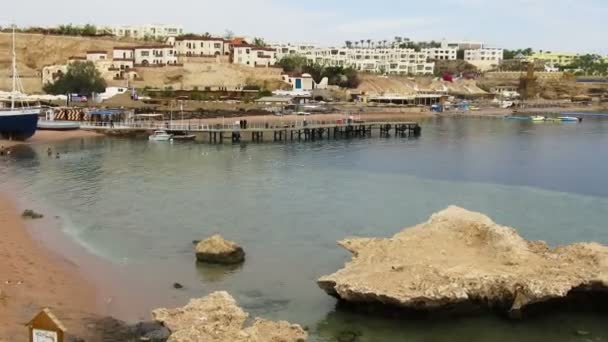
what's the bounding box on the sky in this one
[4,0,608,54]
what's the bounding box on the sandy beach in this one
[0,196,97,341]
[0,130,103,150]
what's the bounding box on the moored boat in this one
[171,134,196,142]
[531,116,546,122]
[558,116,582,123]
[149,130,173,141]
[0,26,39,141]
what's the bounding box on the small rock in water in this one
[195,234,245,264]
[173,282,184,289]
[192,240,201,245]
[22,209,44,219]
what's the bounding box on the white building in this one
[172,36,229,56]
[281,73,328,91]
[464,48,504,71]
[86,51,109,62]
[442,40,484,50]
[271,44,435,75]
[232,45,277,67]
[422,47,457,61]
[99,24,184,40]
[113,46,178,66]
[464,48,504,62]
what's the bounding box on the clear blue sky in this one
[5,0,608,53]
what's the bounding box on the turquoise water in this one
[2,117,608,341]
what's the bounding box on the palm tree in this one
[383,40,388,49]
[354,41,360,49]
[366,39,371,49]
[360,40,365,48]
[345,40,352,49]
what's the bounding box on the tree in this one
[345,40,352,49]
[278,54,309,73]
[43,61,106,96]
[504,48,534,60]
[564,54,608,76]
[252,37,267,47]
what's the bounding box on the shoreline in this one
[0,195,97,341]
[0,129,104,150]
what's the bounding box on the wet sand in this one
[0,130,103,149]
[0,195,97,341]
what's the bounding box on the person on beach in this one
[55,152,60,159]
[47,147,52,157]
[0,145,4,156]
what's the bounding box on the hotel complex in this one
[266,40,504,74]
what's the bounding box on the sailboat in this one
[0,25,40,140]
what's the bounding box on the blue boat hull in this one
[0,112,39,140]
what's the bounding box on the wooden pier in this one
[82,119,422,143]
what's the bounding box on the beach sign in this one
[26,308,65,342]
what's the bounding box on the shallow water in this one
[2,116,608,341]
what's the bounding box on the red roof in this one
[86,50,107,54]
[68,56,86,60]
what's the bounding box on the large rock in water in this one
[318,206,608,317]
[195,234,245,264]
[152,291,307,342]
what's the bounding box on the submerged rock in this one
[195,234,245,264]
[318,206,608,317]
[152,291,307,342]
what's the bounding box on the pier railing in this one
[81,119,419,132]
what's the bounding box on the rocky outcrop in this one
[195,235,245,264]
[152,291,307,342]
[318,206,608,317]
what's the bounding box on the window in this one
[141,51,150,57]
[214,43,221,49]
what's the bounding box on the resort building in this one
[86,51,109,62]
[99,24,184,40]
[529,51,580,66]
[464,48,504,62]
[231,45,277,67]
[271,44,435,75]
[113,46,178,66]
[464,47,504,71]
[422,47,458,61]
[171,36,230,56]
[442,40,484,50]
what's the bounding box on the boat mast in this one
[11,24,17,110]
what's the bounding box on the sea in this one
[2,116,608,341]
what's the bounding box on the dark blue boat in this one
[0,108,40,140]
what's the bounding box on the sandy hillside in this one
[357,74,488,96]
[0,33,287,93]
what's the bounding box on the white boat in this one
[531,116,546,122]
[149,130,173,141]
[558,116,582,123]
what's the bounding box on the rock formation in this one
[195,234,245,264]
[318,206,608,317]
[152,291,307,342]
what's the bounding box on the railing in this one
[81,119,418,132]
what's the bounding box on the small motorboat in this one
[558,116,582,123]
[171,134,196,142]
[505,116,530,121]
[37,120,80,131]
[149,130,173,141]
[531,116,546,122]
